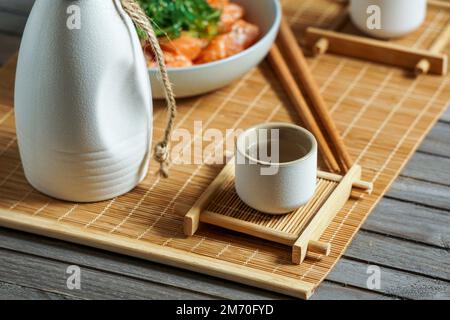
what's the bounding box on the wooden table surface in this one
[0,0,448,300]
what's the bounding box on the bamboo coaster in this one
[176,159,372,265]
[305,0,450,76]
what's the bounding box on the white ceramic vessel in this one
[15,0,152,202]
[149,0,282,98]
[350,0,427,39]
[235,123,317,215]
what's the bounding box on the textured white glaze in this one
[15,0,152,202]
[350,0,427,39]
[235,123,317,215]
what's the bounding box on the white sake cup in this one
[349,0,427,39]
[235,123,317,215]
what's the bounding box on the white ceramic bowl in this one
[149,0,282,98]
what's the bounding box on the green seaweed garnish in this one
[137,0,221,39]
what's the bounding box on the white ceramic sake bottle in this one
[15,0,153,202]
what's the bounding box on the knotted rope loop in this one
[121,0,177,178]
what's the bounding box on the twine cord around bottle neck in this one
[121,0,177,178]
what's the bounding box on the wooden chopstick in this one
[268,44,341,173]
[277,19,353,172]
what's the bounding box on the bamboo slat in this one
[0,0,449,299]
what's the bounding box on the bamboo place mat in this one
[0,0,449,299]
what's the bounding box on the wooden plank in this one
[364,198,450,248]
[0,33,20,66]
[385,121,450,209]
[0,230,393,301]
[305,27,448,75]
[312,282,395,300]
[418,121,450,157]
[0,247,215,300]
[0,227,286,299]
[328,258,450,300]
[0,281,72,300]
[1,228,390,300]
[0,227,392,300]
[388,177,450,210]
[0,210,315,299]
[345,231,450,281]
[9,212,444,300]
[401,152,450,186]
[441,107,450,123]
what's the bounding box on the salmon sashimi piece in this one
[143,35,198,68]
[218,3,245,33]
[194,34,240,64]
[207,0,229,9]
[229,19,260,49]
[160,34,208,61]
[195,20,260,64]
[144,48,192,68]
[163,51,193,68]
